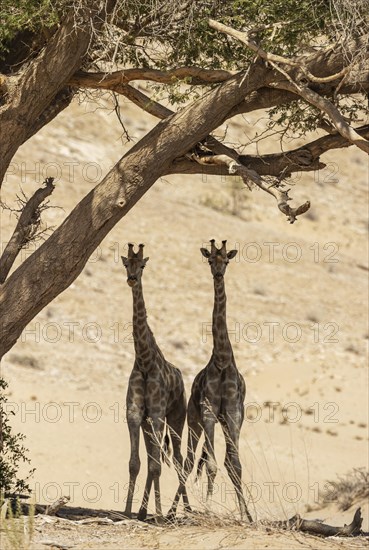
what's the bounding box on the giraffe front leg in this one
[221,416,253,523]
[138,416,164,521]
[224,441,252,522]
[124,407,143,518]
[200,391,220,506]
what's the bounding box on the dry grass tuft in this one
[320,468,369,511]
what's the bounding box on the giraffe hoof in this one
[153,514,166,525]
[166,511,176,522]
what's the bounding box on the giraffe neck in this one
[131,281,158,365]
[212,277,234,365]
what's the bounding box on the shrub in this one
[0,378,35,499]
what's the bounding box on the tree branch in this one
[69,66,235,88]
[45,496,71,516]
[208,19,353,84]
[114,83,313,217]
[115,84,242,162]
[168,149,322,177]
[168,124,369,177]
[271,81,369,154]
[208,19,369,154]
[117,84,172,119]
[115,83,369,176]
[114,83,369,219]
[0,178,55,284]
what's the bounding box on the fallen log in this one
[265,507,363,537]
[6,494,366,537]
[4,496,128,522]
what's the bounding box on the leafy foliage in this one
[0,378,35,496]
[1,1,367,69]
[106,0,332,70]
[0,0,62,59]
[0,1,368,136]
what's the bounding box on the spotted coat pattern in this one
[122,244,188,521]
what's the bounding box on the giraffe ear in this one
[227,250,238,260]
[143,257,149,263]
[200,248,211,258]
[121,256,128,267]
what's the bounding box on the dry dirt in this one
[1,90,368,549]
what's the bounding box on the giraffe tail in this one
[195,445,207,482]
[161,425,172,467]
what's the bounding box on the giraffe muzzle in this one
[127,276,137,287]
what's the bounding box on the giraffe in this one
[169,239,253,522]
[121,243,189,521]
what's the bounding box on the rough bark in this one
[0,63,271,358]
[0,5,97,187]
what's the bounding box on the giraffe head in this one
[200,239,237,280]
[121,243,149,287]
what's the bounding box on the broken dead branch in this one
[193,153,310,223]
[19,501,131,522]
[0,177,55,284]
[45,496,71,516]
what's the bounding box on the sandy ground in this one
[1,91,368,548]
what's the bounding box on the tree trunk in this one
[0,5,98,186]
